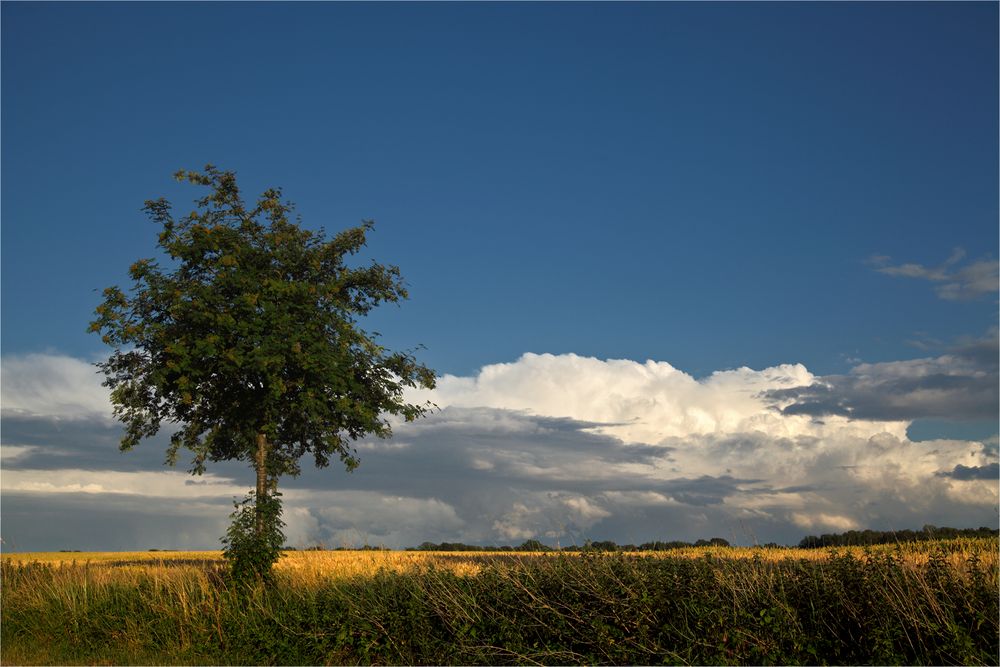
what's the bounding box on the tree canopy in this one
[90,165,435,577]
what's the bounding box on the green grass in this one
[2,544,997,665]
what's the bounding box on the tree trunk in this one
[255,432,268,537]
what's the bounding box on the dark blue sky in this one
[3,2,997,377]
[2,2,998,551]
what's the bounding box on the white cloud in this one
[408,352,903,445]
[1,354,111,420]
[395,353,995,542]
[561,495,611,522]
[355,441,411,452]
[791,512,859,532]
[1,468,244,497]
[282,506,321,547]
[0,445,39,463]
[492,502,542,541]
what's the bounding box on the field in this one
[2,539,997,665]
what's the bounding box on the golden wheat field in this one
[2,537,995,586]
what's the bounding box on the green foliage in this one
[515,539,551,552]
[799,525,999,548]
[222,491,285,584]
[90,164,435,477]
[411,542,515,551]
[410,536,736,552]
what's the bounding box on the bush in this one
[221,491,285,584]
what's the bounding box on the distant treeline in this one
[405,538,736,552]
[282,545,389,552]
[271,525,999,553]
[408,526,998,552]
[798,525,999,549]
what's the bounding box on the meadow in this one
[2,538,997,665]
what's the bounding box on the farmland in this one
[2,538,997,665]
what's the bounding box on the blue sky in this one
[2,3,997,550]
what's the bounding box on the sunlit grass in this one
[4,535,995,575]
[8,538,992,597]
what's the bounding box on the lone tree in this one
[90,166,435,579]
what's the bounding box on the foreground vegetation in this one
[2,538,997,665]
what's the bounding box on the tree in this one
[517,539,550,552]
[90,165,435,579]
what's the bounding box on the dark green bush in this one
[221,490,286,584]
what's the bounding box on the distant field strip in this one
[4,537,995,574]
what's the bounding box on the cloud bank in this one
[2,350,996,550]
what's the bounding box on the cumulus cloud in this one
[406,352,893,444]
[1,351,996,550]
[790,512,859,532]
[868,249,999,300]
[389,353,994,544]
[489,492,614,543]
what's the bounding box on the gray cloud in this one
[868,249,998,301]
[3,403,996,551]
[952,333,1000,369]
[765,333,999,422]
[936,463,999,481]
[2,413,171,472]
[0,492,232,552]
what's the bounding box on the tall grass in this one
[2,540,997,665]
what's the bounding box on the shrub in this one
[221,491,285,584]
